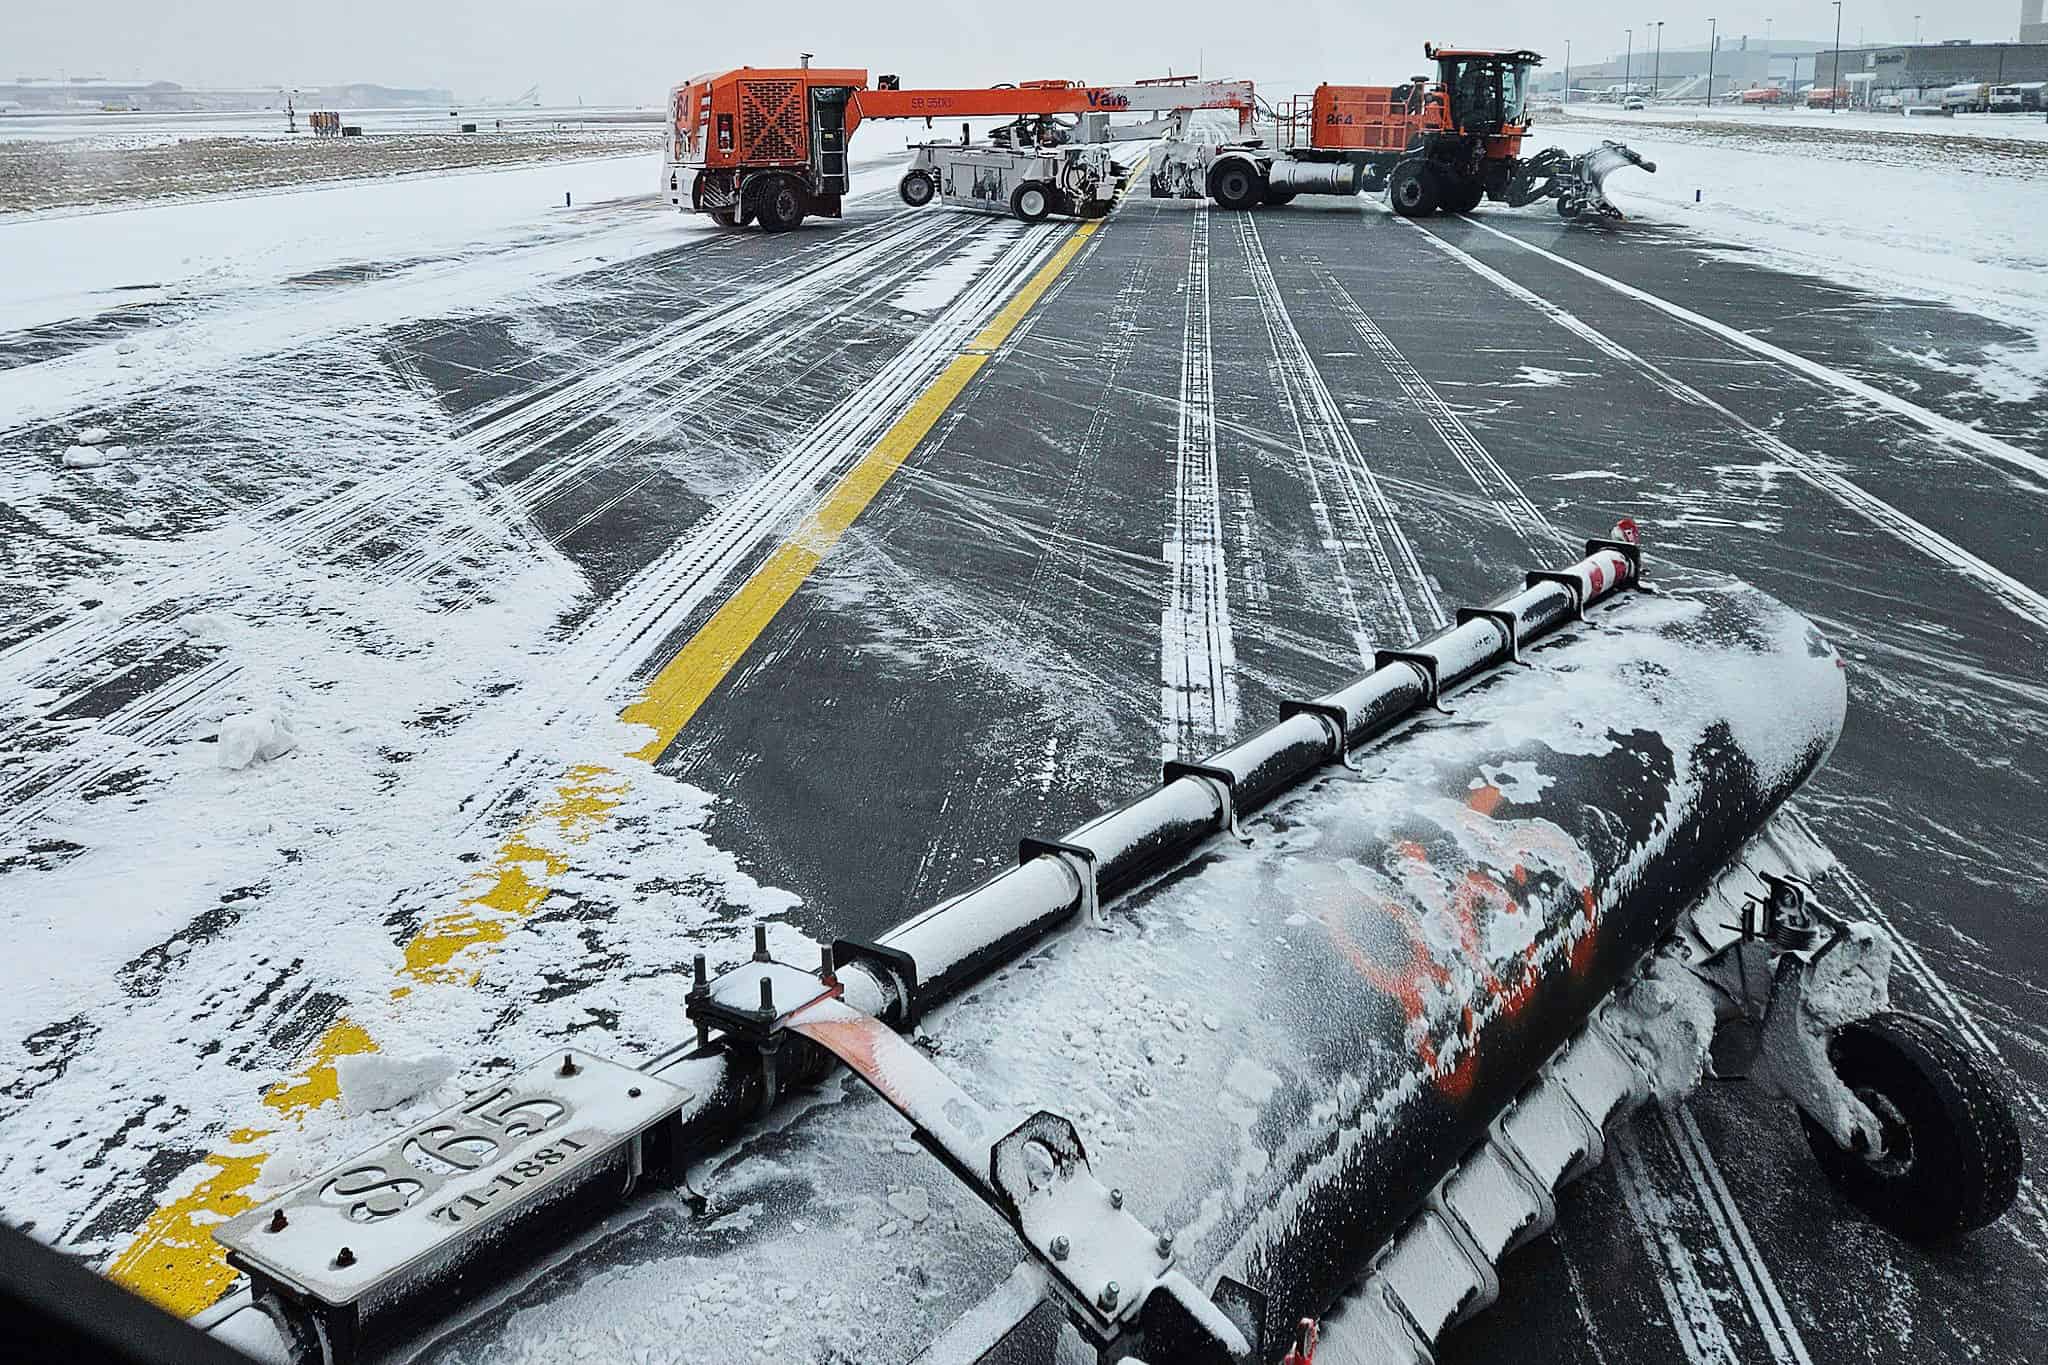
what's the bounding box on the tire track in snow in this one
[1237,215,1444,646]
[1402,219,2048,636]
[1160,207,1239,760]
[1306,260,1567,563]
[0,213,982,844]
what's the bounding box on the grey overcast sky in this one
[9,1,2031,103]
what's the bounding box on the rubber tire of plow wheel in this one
[899,170,936,207]
[1209,160,1262,210]
[1443,179,1485,214]
[756,178,806,232]
[1800,1010,2022,1241]
[1010,182,1052,223]
[1557,196,1582,220]
[1260,184,1297,206]
[1388,160,1440,217]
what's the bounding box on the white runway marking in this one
[1160,208,1239,760]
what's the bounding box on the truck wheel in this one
[1800,1011,2022,1240]
[1209,160,1263,210]
[899,171,936,207]
[1388,160,1440,217]
[1444,180,1486,214]
[1009,182,1051,223]
[709,207,738,227]
[754,177,807,232]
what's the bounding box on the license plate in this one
[217,1049,687,1308]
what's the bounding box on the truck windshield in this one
[1444,59,1530,133]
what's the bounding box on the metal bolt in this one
[1049,1234,1070,1261]
[266,1209,288,1233]
[558,1053,578,1077]
[1099,1281,1121,1311]
[333,1246,356,1268]
[628,1087,642,1099]
[1156,1231,1174,1257]
[760,975,776,1014]
[1109,1188,1123,1209]
[753,924,771,962]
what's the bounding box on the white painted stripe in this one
[1403,220,2048,635]
[1238,215,1444,638]
[1454,214,2048,485]
[1161,208,1238,760]
[1614,1127,1737,1365]
[1664,1106,1815,1365]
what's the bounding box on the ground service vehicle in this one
[663,63,1252,230]
[1942,82,1991,112]
[1740,86,1786,105]
[1153,44,1654,219]
[50,527,2016,1365]
[899,140,1124,222]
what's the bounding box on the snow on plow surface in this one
[393,576,1844,1364]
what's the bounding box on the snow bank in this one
[59,444,106,468]
[333,1051,456,1117]
[216,707,298,770]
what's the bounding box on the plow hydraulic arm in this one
[1505,140,1658,217]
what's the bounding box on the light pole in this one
[1706,18,1717,106]
[1652,21,1665,102]
[1831,1,1844,110]
[1564,38,1572,105]
[1913,14,1920,43]
[1625,28,1634,98]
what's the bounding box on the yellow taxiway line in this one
[108,211,1110,1317]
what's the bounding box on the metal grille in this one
[738,79,805,161]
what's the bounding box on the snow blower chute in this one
[194,530,2021,1365]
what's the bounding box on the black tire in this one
[1443,179,1486,214]
[1557,197,1582,220]
[1388,159,1440,217]
[1208,159,1263,210]
[708,207,738,228]
[1259,185,1297,207]
[753,176,807,232]
[898,170,935,207]
[1009,181,1051,223]
[1801,1010,2022,1240]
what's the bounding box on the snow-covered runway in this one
[1,140,2044,1364]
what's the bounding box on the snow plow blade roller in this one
[200,534,1869,1365]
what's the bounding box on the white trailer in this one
[896,141,1123,222]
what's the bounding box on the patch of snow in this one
[76,425,111,444]
[216,707,298,769]
[332,1051,457,1117]
[59,444,106,468]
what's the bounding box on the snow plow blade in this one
[1557,140,1656,219]
[201,534,1895,1365]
